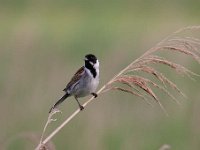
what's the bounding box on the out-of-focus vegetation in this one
[0,0,200,150]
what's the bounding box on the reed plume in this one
[35,26,200,150]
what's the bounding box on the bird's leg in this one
[91,93,98,98]
[75,97,84,110]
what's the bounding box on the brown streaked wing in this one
[63,66,85,91]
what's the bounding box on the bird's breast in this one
[75,73,99,98]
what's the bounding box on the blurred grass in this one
[0,0,200,150]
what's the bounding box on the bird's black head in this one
[84,54,98,78]
[84,54,97,65]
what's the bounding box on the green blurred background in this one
[0,0,200,149]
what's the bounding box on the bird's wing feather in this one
[63,66,85,91]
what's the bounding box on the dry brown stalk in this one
[35,26,200,149]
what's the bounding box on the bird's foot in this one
[91,93,98,98]
[79,105,84,111]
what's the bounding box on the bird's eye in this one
[89,61,94,66]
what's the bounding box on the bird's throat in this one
[85,62,97,78]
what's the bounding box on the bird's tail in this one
[49,93,70,113]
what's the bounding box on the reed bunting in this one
[49,54,99,113]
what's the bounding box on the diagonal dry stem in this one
[35,26,200,150]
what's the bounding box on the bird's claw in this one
[91,93,98,98]
[79,105,84,111]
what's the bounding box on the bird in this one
[49,54,99,113]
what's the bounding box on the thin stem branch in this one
[35,51,151,150]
